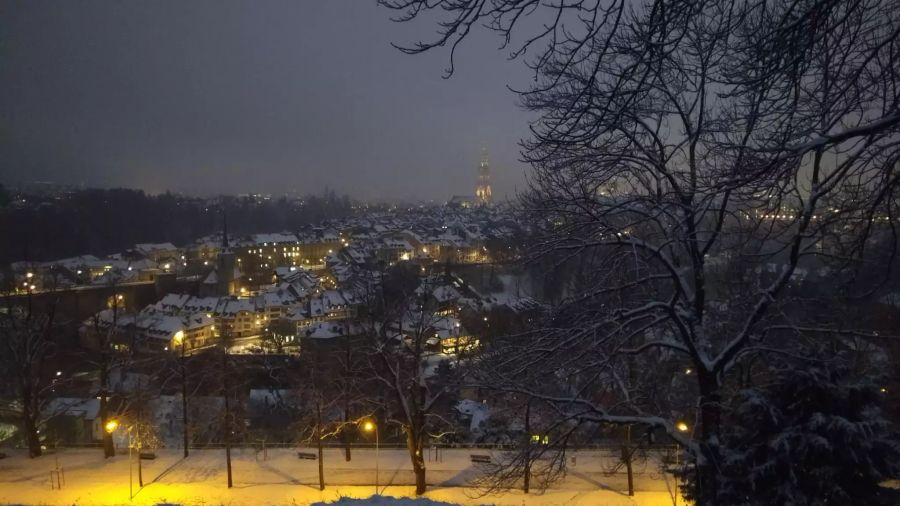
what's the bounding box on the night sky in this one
[0,1,533,201]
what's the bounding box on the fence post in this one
[49,470,62,490]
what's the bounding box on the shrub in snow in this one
[683,366,900,505]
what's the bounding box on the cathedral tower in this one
[475,148,492,206]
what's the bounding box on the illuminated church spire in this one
[475,147,492,206]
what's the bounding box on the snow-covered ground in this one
[0,448,687,505]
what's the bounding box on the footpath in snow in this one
[0,447,687,505]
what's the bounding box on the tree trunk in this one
[99,393,115,458]
[696,371,722,505]
[623,425,634,496]
[412,455,426,495]
[406,427,427,495]
[223,348,233,488]
[137,424,144,487]
[523,399,531,494]
[343,337,352,462]
[22,401,42,458]
[623,446,634,496]
[342,404,352,462]
[316,399,325,491]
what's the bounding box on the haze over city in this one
[0,1,530,201]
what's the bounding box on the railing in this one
[41,441,680,454]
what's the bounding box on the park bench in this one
[139,452,156,460]
[470,454,491,464]
[297,452,317,460]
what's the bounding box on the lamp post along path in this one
[136,423,143,487]
[175,329,189,458]
[362,419,379,495]
[104,419,134,500]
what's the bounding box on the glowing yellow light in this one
[26,272,33,279]
[685,368,692,375]
[676,421,689,432]
[173,330,185,344]
[104,419,119,434]
[362,420,375,433]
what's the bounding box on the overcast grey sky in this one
[0,1,533,201]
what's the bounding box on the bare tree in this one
[364,267,456,495]
[382,0,900,503]
[337,328,361,462]
[0,292,58,457]
[292,346,343,491]
[261,318,298,355]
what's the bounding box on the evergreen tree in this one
[685,366,900,505]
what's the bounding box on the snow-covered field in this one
[0,448,687,505]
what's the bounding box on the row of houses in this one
[7,204,523,294]
[80,268,361,352]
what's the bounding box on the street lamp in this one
[676,421,690,433]
[105,418,143,499]
[105,419,132,499]
[173,329,189,457]
[361,418,379,495]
